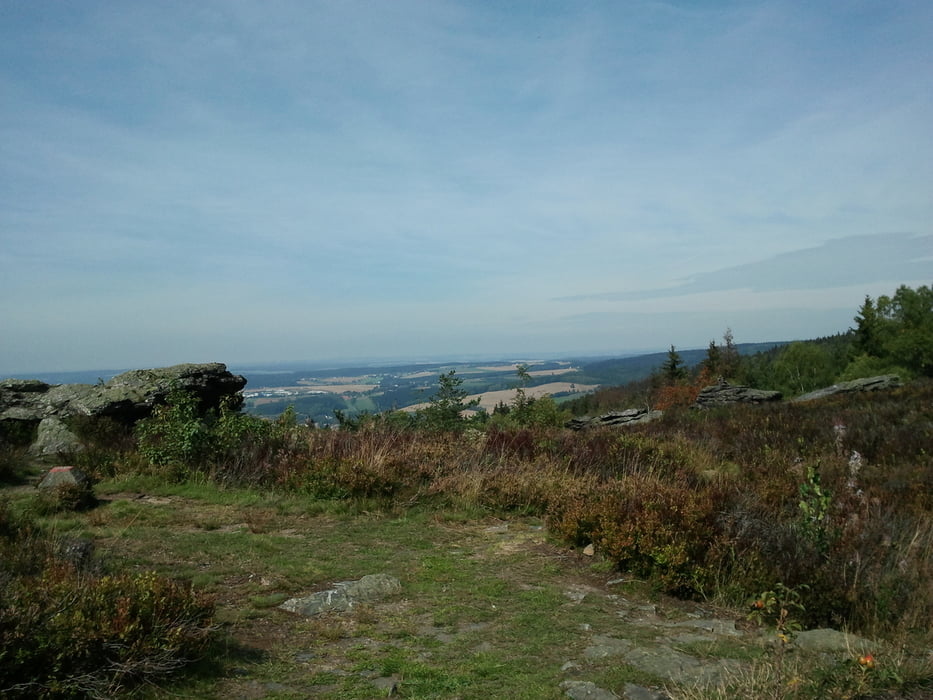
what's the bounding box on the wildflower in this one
[858,653,875,669]
[752,599,765,610]
[777,632,790,644]
[848,450,863,473]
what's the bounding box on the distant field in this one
[528,367,575,378]
[405,382,598,413]
[245,384,378,395]
[297,376,380,385]
[296,384,379,393]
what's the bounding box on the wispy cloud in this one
[555,234,933,302]
[1,1,931,372]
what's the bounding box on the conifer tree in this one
[662,345,686,384]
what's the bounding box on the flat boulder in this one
[567,408,663,431]
[48,362,247,422]
[0,379,50,393]
[792,374,901,403]
[279,574,402,616]
[792,628,873,653]
[694,381,781,408]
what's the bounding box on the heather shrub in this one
[32,482,97,515]
[483,426,539,461]
[548,471,727,596]
[0,502,216,699]
[207,404,305,486]
[292,427,459,500]
[557,383,933,637]
[657,389,933,633]
[0,567,216,699]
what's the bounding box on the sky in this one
[1,1,931,374]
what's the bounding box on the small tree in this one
[418,371,479,432]
[511,364,534,423]
[852,295,884,358]
[720,327,740,379]
[661,345,686,384]
[135,387,211,472]
[702,339,722,377]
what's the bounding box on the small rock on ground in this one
[623,684,670,700]
[560,680,619,700]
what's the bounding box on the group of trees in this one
[849,284,933,378]
[655,284,932,404]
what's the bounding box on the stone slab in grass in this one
[792,628,875,654]
[280,574,402,616]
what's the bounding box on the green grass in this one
[2,482,650,698]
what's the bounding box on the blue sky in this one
[1,1,931,373]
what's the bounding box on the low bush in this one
[32,482,97,515]
[548,471,727,596]
[0,501,216,699]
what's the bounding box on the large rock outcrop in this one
[792,374,901,403]
[693,381,782,408]
[0,363,246,456]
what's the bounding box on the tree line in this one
[570,283,932,413]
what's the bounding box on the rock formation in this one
[0,363,246,456]
[693,381,782,408]
[792,374,901,402]
[566,408,663,431]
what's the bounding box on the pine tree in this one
[702,339,722,377]
[662,345,686,384]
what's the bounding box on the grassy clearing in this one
[6,477,930,699]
